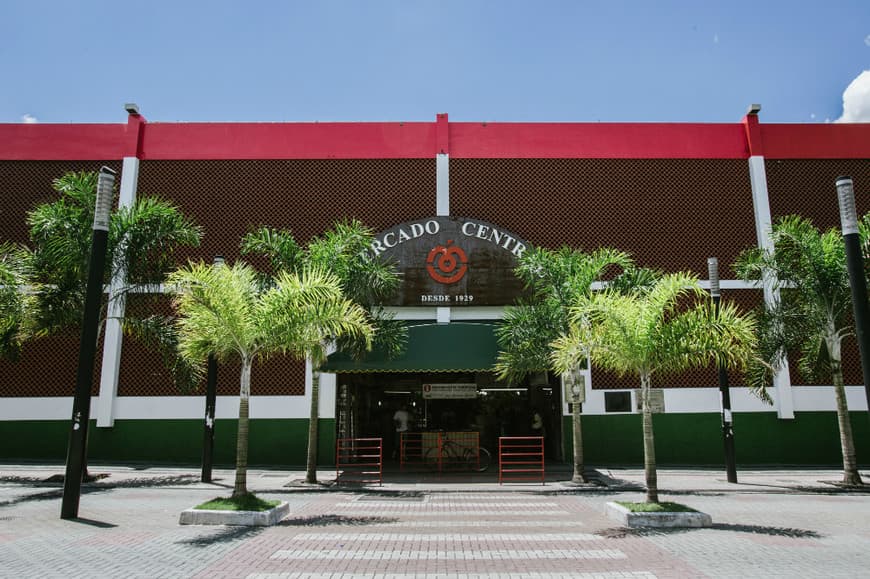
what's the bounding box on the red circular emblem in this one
[426,240,468,284]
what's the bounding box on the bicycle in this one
[423,437,492,472]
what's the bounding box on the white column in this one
[436,152,451,324]
[96,157,139,427]
[436,153,449,217]
[748,155,794,419]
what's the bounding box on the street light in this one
[61,166,116,519]
[562,368,586,484]
[708,257,738,483]
[201,255,224,483]
[835,176,870,413]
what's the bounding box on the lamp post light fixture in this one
[708,257,738,483]
[563,368,586,484]
[61,166,116,519]
[835,176,870,413]
[201,255,225,483]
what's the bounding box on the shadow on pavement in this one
[0,473,202,488]
[68,517,118,528]
[178,525,265,547]
[596,523,822,539]
[0,474,202,509]
[0,488,64,508]
[278,514,401,527]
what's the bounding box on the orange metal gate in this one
[336,437,383,485]
[400,431,484,473]
[498,436,544,484]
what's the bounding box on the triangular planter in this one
[179,501,289,526]
[605,501,712,528]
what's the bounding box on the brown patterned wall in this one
[137,160,436,264]
[766,159,870,386]
[3,157,867,397]
[451,159,757,280]
[1,159,435,397]
[0,161,118,397]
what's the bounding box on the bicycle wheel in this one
[477,447,492,472]
[423,445,443,471]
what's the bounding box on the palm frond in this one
[121,315,204,393]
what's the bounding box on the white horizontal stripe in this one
[342,502,558,508]
[250,573,655,579]
[4,384,865,421]
[326,510,566,517]
[250,574,654,579]
[293,532,600,542]
[270,549,627,561]
[311,520,586,528]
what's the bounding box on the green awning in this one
[322,322,499,373]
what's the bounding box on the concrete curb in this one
[179,501,289,526]
[605,501,712,528]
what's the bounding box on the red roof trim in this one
[140,122,437,160]
[449,122,749,159]
[0,124,126,160]
[2,119,869,161]
[761,124,870,159]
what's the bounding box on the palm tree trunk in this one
[571,398,586,483]
[233,356,252,497]
[830,356,863,486]
[640,372,659,503]
[305,368,320,484]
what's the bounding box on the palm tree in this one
[21,171,203,388]
[0,243,29,360]
[494,246,630,483]
[552,272,756,503]
[169,261,374,497]
[242,219,403,484]
[736,215,865,486]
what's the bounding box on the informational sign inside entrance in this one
[422,383,478,399]
[367,216,529,306]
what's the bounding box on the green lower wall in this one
[562,411,870,466]
[2,412,868,467]
[0,418,335,468]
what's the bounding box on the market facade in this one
[1,109,869,468]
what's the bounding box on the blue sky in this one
[2,0,869,124]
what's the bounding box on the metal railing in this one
[400,431,490,473]
[498,436,544,484]
[336,437,382,485]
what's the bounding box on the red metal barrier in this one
[498,436,544,484]
[401,431,489,473]
[336,437,382,485]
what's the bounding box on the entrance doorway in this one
[335,372,563,463]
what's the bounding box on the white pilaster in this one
[96,156,139,427]
[436,152,451,324]
[436,153,450,217]
[749,155,794,419]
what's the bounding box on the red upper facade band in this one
[1,114,868,161]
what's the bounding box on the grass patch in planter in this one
[195,494,280,512]
[615,501,697,513]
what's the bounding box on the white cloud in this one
[713,33,719,44]
[865,34,870,46]
[836,70,870,122]
[21,114,38,124]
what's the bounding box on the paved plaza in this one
[2,463,870,578]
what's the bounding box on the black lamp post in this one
[836,176,870,412]
[201,255,224,483]
[61,166,115,519]
[563,368,586,483]
[708,257,738,483]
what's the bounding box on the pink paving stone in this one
[193,492,707,578]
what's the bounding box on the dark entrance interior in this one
[335,372,563,462]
